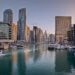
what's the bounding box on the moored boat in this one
[48,44,55,51]
[0,50,5,56]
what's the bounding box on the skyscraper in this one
[55,16,72,44]
[43,31,48,43]
[67,24,75,45]
[3,9,13,25]
[18,8,26,41]
[33,26,43,43]
[33,26,38,43]
[49,34,55,44]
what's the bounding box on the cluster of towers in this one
[3,8,27,42]
[3,8,51,43]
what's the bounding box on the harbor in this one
[1,0,75,75]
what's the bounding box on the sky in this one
[0,0,75,34]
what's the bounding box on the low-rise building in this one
[0,22,12,49]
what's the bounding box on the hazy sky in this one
[0,0,75,33]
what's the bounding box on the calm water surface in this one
[0,44,75,75]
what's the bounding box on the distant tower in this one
[33,26,38,43]
[55,16,72,44]
[18,8,26,41]
[43,30,48,43]
[3,9,13,25]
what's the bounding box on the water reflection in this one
[11,48,18,75]
[24,48,31,64]
[68,51,75,69]
[55,50,71,73]
[0,54,12,75]
[17,48,26,75]
[1,44,75,75]
[25,44,55,75]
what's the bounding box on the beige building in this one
[55,16,72,44]
[38,28,43,42]
[12,23,17,41]
[26,26,30,42]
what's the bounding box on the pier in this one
[0,40,14,50]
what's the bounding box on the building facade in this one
[33,26,38,43]
[55,16,72,44]
[26,26,30,42]
[12,23,17,42]
[33,26,43,43]
[38,28,43,43]
[49,34,55,44]
[67,24,75,45]
[0,22,12,40]
[18,8,26,41]
[43,31,48,43]
[3,9,13,25]
[30,30,34,43]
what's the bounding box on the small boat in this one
[0,50,5,56]
[68,46,75,52]
[68,46,75,56]
[17,44,24,48]
[48,44,55,51]
[10,45,17,48]
[0,50,2,54]
[55,44,66,50]
[48,47,55,50]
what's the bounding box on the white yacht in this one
[68,46,75,52]
[48,44,56,50]
[55,44,68,50]
[0,50,5,56]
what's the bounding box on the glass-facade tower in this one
[3,9,13,25]
[18,8,26,41]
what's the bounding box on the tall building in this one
[49,34,55,44]
[18,8,26,41]
[43,31,48,43]
[55,16,72,44]
[67,24,75,45]
[3,9,13,25]
[33,26,38,43]
[30,30,34,43]
[38,28,43,43]
[12,23,17,42]
[33,26,43,43]
[26,26,30,42]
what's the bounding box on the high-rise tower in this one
[3,9,13,25]
[18,8,26,41]
[55,16,72,44]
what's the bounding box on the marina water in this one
[0,44,75,75]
